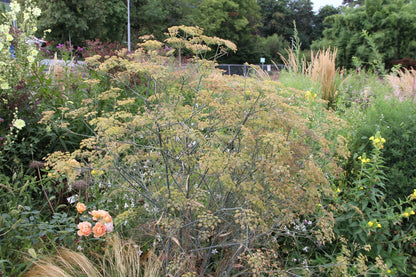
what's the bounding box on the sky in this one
[312,0,344,12]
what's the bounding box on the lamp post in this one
[127,0,131,52]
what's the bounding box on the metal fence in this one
[216,64,285,76]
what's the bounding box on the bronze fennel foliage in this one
[40,28,347,275]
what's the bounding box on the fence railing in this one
[216,64,285,76]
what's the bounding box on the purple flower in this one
[0,118,4,122]
[77,46,84,52]
[57,43,64,49]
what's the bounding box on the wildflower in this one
[10,1,20,13]
[92,222,106,238]
[27,56,35,63]
[91,169,104,176]
[360,186,364,190]
[1,82,9,90]
[369,132,386,149]
[409,189,416,200]
[305,91,317,100]
[32,7,41,17]
[368,221,374,227]
[411,211,415,215]
[76,202,86,214]
[377,223,381,228]
[77,221,92,236]
[402,212,410,218]
[358,155,370,164]
[6,34,13,41]
[13,119,26,130]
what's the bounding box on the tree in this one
[130,0,198,40]
[342,0,364,6]
[193,0,262,63]
[35,0,126,46]
[312,0,416,68]
[258,0,314,49]
[311,5,340,42]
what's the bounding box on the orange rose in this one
[103,213,112,223]
[76,202,86,214]
[92,222,106,238]
[90,210,108,221]
[77,221,92,236]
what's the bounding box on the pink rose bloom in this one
[104,221,114,233]
[77,221,92,236]
[92,222,106,238]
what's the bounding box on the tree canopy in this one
[32,0,416,68]
[313,0,416,68]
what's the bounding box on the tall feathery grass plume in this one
[23,234,161,277]
[386,68,416,102]
[308,48,339,105]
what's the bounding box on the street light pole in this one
[127,0,131,52]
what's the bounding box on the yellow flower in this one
[13,119,26,130]
[368,221,374,227]
[6,34,13,41]
[377,223,381,228]
[402,212,410,218]
[358,156,370,164]
[27,56,35,63]
[91,169,104,176]
[411,211,415,215]
[360,186,364,190]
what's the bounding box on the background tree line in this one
[6,0,415,67]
